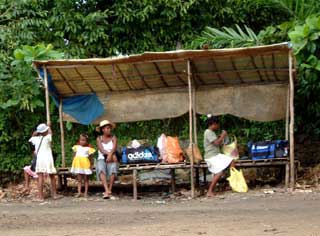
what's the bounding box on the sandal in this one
[103,194,110,199]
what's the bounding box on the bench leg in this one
[195,167,200,187]
[203,168,207,184]
[133,169,138,200]
[63,175,68,190]
[57,175,62,190]
[285,162,290,189]
[171,169,176,193]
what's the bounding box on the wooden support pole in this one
[288,51,295,189]
[285,162,290,189]
[133,169,138,200]
[59,99,66,168]
[43,66,51,124]
[285,86,290,141]
[192,86,197,144]
[187,59,195,199]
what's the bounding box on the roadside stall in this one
[33,42,296,199]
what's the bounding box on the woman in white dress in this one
[29,123,61,201]
[204,115,235,197]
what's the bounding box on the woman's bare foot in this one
[206,192,216,198]
[83,193,88,198]
[52,194,63,200]
[21,188,30,195]
[32,197,45,202]
[74,193,81,198]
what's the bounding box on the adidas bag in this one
[121,146,160,164]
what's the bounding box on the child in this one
[22,131,39,195]
[70,133,95,198]
[29,123,61,201]
[96,120,118,199]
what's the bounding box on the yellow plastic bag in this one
[227,167,248,193]
[222,136,239,160]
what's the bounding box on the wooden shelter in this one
[33,42,296,196]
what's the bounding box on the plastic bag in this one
[165,136,184,163]
[222,136,239,160]
[157,134,167,162]
[227,167,248,193]
[185,144,202,164]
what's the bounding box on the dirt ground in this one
[0,187,319,236]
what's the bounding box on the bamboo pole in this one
[288,51,295,189]
[192,87,198,144]
[187,59,195,198]
[43,66,51,124]
[285,86,290,141]
[59,99,66,168]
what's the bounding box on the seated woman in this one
[96,120,118,199]
[204,115,235,197]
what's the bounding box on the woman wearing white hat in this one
[96,120,118,199]
[29,123,61,201]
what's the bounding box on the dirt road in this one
[0,189,319,236]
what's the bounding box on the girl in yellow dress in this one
[71,134,95,198]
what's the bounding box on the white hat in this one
[36,123,49,133]
[96,120,115,132]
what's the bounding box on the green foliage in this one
[289,15,320,135]
[0,0,317,185]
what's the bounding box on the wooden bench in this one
[57,158,299,200]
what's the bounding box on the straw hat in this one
[96,120,115,132]
[36,123,49,133]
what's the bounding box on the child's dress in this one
[71,145,95,175]
[29,134,56,174]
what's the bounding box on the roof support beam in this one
[272,53,280,81]
[115,64,134,90]
[170,62,187,86]
[55,68,76,94]
[74,68,94,93]
[133,64,151,89]
[250,56,264,82]
[153,62,169,87]
[230,57,244,83]
[189,60,205,86]
[211,58,225,84]
[260,55,272,81]
[93,66,113,91]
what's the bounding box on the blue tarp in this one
[39,69,104,125]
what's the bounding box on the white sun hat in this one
[36,123,49,133]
